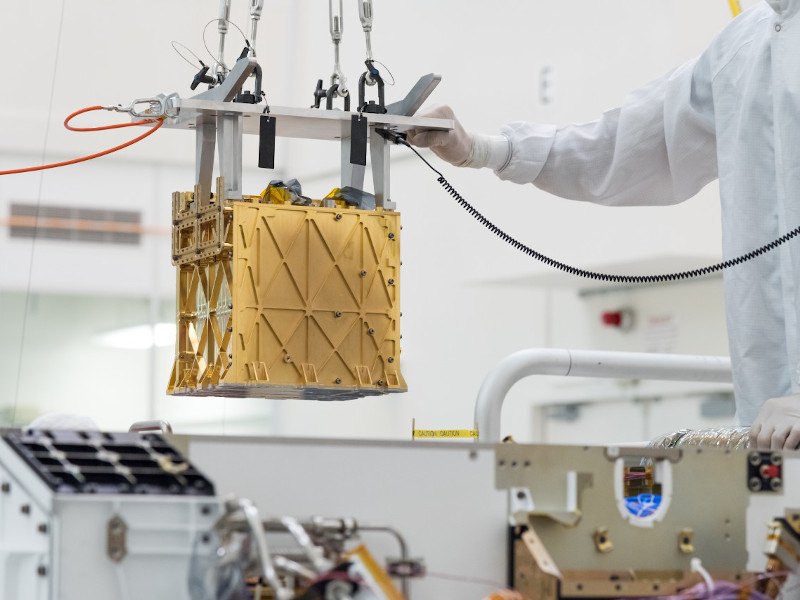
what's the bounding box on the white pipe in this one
[474,349,732,442]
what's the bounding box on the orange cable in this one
[0,106,164,176]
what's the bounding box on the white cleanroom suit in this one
[409,1,800,449]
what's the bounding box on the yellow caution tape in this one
[412,429,480,439]
[411,419,479,439]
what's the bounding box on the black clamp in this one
[358,60,386,114]
[234,52,263,104]
[311,80,327,108]
[311,79,351,111]
[190,64,216,91]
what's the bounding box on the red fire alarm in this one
[601,308,635,331]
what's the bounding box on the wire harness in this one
[399,137,800,284]
[0,105,164,176]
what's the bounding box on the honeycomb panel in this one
[169,198,405,400]
[3,430,215,495]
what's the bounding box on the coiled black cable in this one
[399,138,800,284]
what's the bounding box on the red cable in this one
[0,106,164,176]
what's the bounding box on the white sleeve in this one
[495,55,718,206]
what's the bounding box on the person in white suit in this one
[409,1,800,451]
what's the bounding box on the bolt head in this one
[335,213,342,221]
[360,270,367,277]
[37,523,48,534]
[37,566,47,577]
[335,378,342,384]
[1,482,10,493]
[387,357,394,363]
[368,328,375,335]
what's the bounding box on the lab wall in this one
[0,0,749,442]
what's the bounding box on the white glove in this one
[406,105,473,166]
[749,394,800,450]
[406,105,511,170]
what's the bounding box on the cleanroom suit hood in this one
[492,1,800,424]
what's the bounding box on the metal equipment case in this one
[0,430,219,600]
[168,178,405,400]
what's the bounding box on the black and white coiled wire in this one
[401,139,800,284]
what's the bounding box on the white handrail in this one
[474,349,732,442]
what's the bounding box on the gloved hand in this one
[750,394,800,450]
[406,104,474,166]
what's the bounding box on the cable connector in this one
[102,93,179,119]
[376,127,407,145]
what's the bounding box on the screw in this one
[1,482,9,493]
[377,380,385,386]
[335,213,342,221]
[201,533,211,544]
[21,504,30,515]
[201,505,212,516]
[284,355,292,363]
[228,303,233,310]
[387,357,394,363]
[37,566,47,577]
[334,311,342,318]
[360,270,367,277]
[368,328,375,335]
[335,378,342,384]
[228,353,233,359]
[388,232,395,240]
[388,278,395,285]
[227,326,233,332]
[37,523,48,534]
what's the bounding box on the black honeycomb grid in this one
[3,429,215,496]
